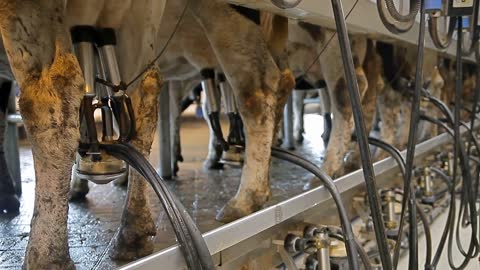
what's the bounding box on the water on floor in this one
[0,113,326,269]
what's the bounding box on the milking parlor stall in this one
[0,0,480,269]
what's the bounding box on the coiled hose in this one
[428,16,456,50]
[377,0,418,33]
[100,142,214,270]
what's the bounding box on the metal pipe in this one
[158,83,173,180]
[98,45,122,91]
[219,77,237,114]
[330,0,391,268]
[74,42,96,96]
[316,232,331,270]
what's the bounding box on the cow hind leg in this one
[18,52,82,270]
[110,70,161,260]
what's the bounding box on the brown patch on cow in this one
[261,13,288,56]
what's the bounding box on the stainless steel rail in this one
[120,124,473,270]
[225,0,476,62]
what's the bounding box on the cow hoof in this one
[110,213,156,260]
[110,232,155,261]
[24,257,75,270]
[0,193,20,214]
[69,179,89,202]
[203,159,224,170]
[216,191,269,223]
[173,163,179,177]
[113,172,129,187]
[295,133,304,144]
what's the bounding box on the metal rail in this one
[225,0,476,62]
[120,124,474,270]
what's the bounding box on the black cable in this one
[376,0,415,33]
[428,16,456,50]
[448,21,479,269]
[328,231,373,270]
[270,146,360,270]
[430,166,453,190]
[330,0,392,268]
[362,136,420,269]
[395,0,427,268]
[100,143,214,270]
[431,19,479,270]
[381,0,419,23]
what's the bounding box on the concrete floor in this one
[1,111,478,269]
[0,113,326,269]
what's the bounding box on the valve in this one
[421,167,436,204]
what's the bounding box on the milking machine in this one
[279,225,371,270]
[70,26,214,270]
[217,73,245,166]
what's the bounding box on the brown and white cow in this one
[0,0,294,268]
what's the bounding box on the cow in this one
[0,0,294,268]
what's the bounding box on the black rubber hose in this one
[448,22,479,268]
[328,231,373,270]
[428,16,456,50]
[363,137,419,269]
[421,114,480,262]
[396,0,427,268]
[381,0,419,22]
[100,143,215,270]
[330,0,392,268]
[431,20,479,269]
[430,166,453,190]
[377,0,415,34]
[270,146,360,270]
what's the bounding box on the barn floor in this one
[0,112,326,270]
[1,110,477,270]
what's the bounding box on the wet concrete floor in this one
[0,113,326,269]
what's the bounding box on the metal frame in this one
[120,122,473,269]
[226,0,476,62]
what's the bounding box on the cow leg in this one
[0,1,83,268]
[110,70,161,260]
[397,98,411,149]
[323,68,368,177]
[344,45,383,171]
[377,90,402,160]
[0,80,19,214]
[293,90,306,143]
[170,80,184,176]
[189,0,294,221]
[202,83,224,170]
